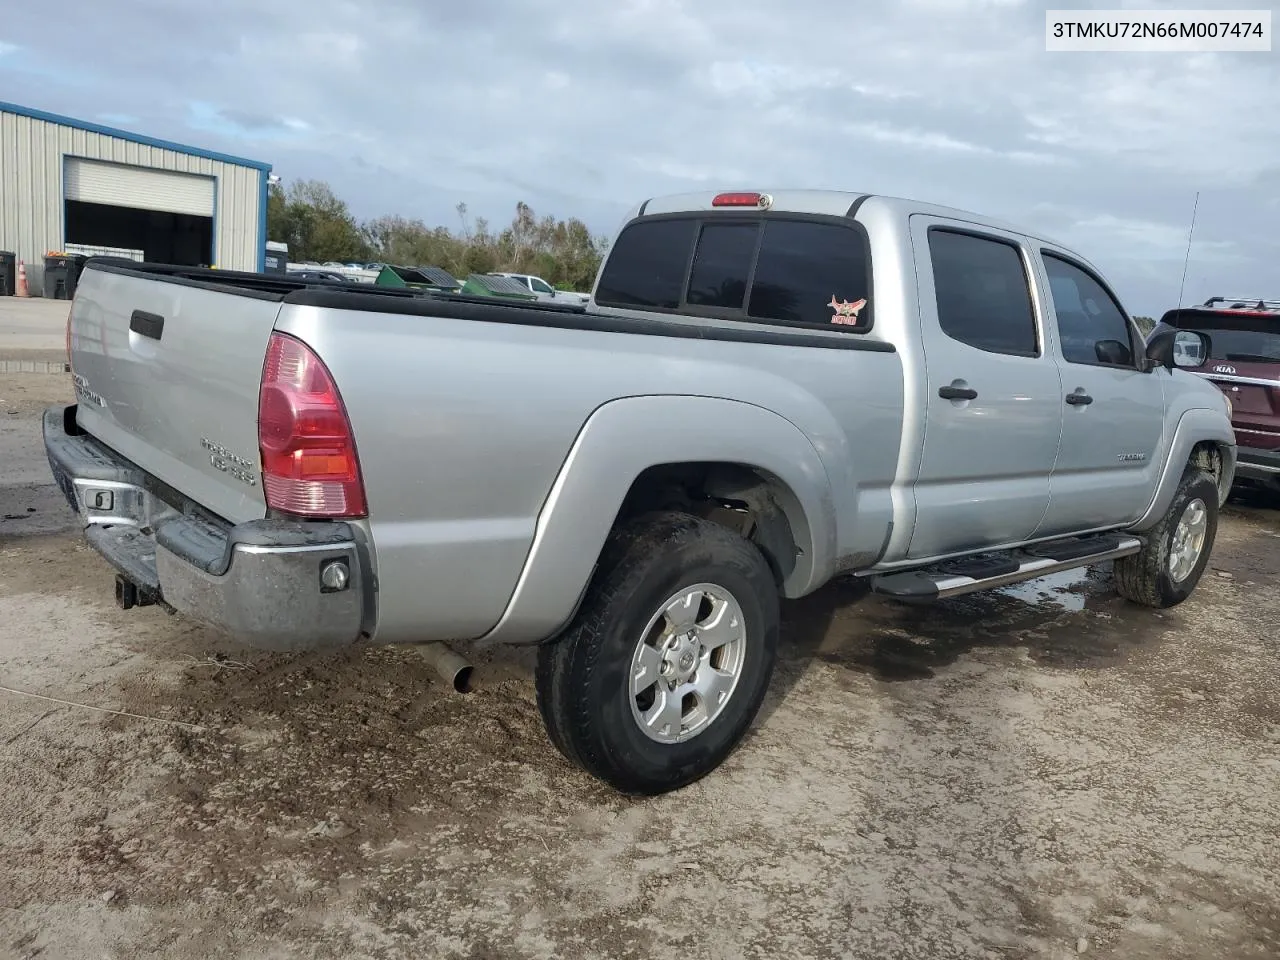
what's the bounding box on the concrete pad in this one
[0,296,71,358]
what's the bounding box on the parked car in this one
[287,269,348,284]
[493,272,591,304]
[46,190,1235,795]
[1149,297,1280,497]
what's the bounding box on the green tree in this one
[266,182,288,245]
[268,181,608,288]
[1132,315,1157,336]
[488,202,606,291]
[267,180,368,262]
[362,215,460,270]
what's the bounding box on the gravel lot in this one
[2,371,1278,960]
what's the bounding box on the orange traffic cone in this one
[16,259,29,297]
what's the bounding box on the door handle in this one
[938,382,978,401]
[1065,391,1094,406]
[129,309,165,341]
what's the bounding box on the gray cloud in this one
[1,0,1277,314]
[213,109,302,133]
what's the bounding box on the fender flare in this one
[1130,407,1236,531]
[478,395,835,645]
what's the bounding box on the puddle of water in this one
[793,558,1174,682]
[995,567,1092,612]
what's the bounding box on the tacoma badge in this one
[200,437,258,487]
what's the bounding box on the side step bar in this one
[869,534,1144,601]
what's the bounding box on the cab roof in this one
[633,188,1075,256]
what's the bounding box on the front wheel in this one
[1115,468,1219,608]
[534,511,780,795]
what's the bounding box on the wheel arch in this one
[478,395,836,645]
[1131,408,1237,532]
[613,461,813,590]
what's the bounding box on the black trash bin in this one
[264,242,288,274]
[0,251,15,296]
[43,254,74,299]
[65,254,89,297]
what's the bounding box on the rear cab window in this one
[595,213,873,333]
[595,219,697,310]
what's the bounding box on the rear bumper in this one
[1234,444,1280,484]
[43,405,372,651]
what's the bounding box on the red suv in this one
[1155,297,1280,496]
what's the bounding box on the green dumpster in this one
[374,264,460,292]
[460,273,539,301]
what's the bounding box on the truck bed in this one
[83,260,911,350]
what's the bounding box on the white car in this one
[492,273,590,304]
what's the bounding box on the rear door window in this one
[595,218,697,309]
[596,214,873,332]
[929,229,1038,357]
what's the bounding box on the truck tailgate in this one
[69,265,278,524]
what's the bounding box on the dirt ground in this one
[2,371,1278,960]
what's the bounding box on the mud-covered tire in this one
[534,511,780,795]
[1115,468,1219,608]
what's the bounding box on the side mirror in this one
[1145,329,1210,370]
[1095,339,1133,366]
[1145,330,1176,370]
[1172,330,1210,369]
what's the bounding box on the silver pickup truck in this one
[45,189,1236,794]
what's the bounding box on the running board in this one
[869,535,1144,601]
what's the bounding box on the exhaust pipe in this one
[412,641,474,693]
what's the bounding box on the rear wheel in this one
[534,511,780,795]
[1115,468,1219,608]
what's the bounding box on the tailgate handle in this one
[129,310,165,341]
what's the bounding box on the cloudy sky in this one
[2,0,1277,315]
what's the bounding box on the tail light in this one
[257,331,367,518]
[65,308,73,370]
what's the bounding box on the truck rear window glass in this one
[749,220,870,327]
[1171,314,1280,363]
[687,223,756,308]
[929,230,1037,357]
[597,214,873,332]
[595,219,697,309]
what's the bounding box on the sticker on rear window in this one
[827,296,868,326]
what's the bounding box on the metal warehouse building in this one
[0,101,271,295]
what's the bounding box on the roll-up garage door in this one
[64,158,215,217]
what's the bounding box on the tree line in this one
[267,180,609,292]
